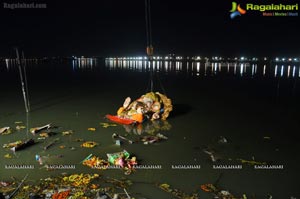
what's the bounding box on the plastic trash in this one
[115,140,121,146]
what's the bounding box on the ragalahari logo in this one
[230,2,246,19]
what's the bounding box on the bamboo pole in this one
[22,51,30,111]
[15,48,29,113]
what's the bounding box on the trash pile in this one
[0,173,134,199]
[82,150,138,175]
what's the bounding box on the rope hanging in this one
[144,0,167,95]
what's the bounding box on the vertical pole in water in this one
[145,0,154,92]
[15,48,29,113]
[22,51,30,111]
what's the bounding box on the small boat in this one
[105,115,136,125]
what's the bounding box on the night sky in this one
[1,0,299,57]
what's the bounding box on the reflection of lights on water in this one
[196,62,200,75]
[292,66,296,77]
[104,57,300,79]
[214,63,218,72]
[5,59,9,70]
[164,61,168,72]
[240,64,244,75]
[234,63,237,75]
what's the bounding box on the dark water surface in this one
[0,58,300,198]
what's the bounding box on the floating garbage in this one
[39,131,56,138]
[107,150,130,165]
[237,158,267,165]
[0,127,11,135]
[141,133,168,144]
[16,125,26,130]
[107,150,137,175]
[218,136,228,144]
[200,183,248,199]
[100,123,117,128]
[4,138,35,152]
[81,141,98,148]
[112,133,133,144]
[115,140,121,146]
[3,140,23,148]
[159,183,199,199]
[44,138,59,150]
[62,130,73,136]
[4,153,12,159]
[51,189,70,199]
[203,148,220,162]
[30,124,51,134]
[82,155,110,170]
[88,128,96,131]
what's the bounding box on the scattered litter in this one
[70,147,76,151]
[39,131,56,138]
[203,148,220,162]
[218,136,228,144]
[62,130,73,136]
[200,183,244,199]
[35,155,43,165]
[82,155,110,169]
[52,189,70,199]
[237,158,267,165]
[200,184,217,192]
[88,127,96,131]
[16,125,26,130]
[44,138,59,150]
[263,136,271,140]
[159,183,199,199]
[267,194,273,199]
[141,133,168,144]
[3,139,35,152]
[30,124,51,134]
[100,123,117,128]
[115,140,121,146]
[112,133,133,144]
[0,127,11,135]
[73,138,84,142]
[4,153,12,159]
[81,141,98,148]
[107,150,137,175]
[59,145,66,149]
[123,188,131,199]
